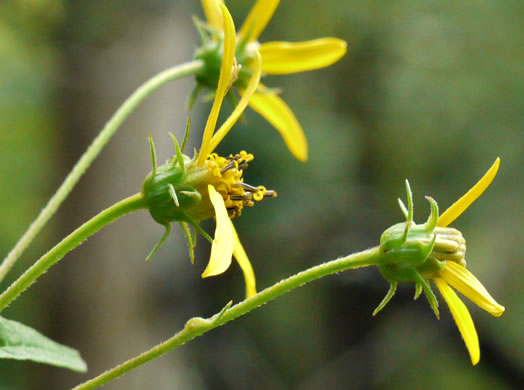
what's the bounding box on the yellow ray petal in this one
[439,261,505,317]
[231,221,257,298]
[434,278,480,365]
[201,0,224,30]
[197,3,236,166]
[259,38,347,75]
[248,86,308,161]
[438,158,500,227]
[238,0,280,42]
[202,185,234,278]
[209,51,262,153]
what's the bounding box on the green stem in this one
[0,194,148,312]
[0,60,205,283]
[73,246,383,390]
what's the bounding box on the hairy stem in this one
[0,60,205,283]
[74,246,383,390]
[0,194,148,312]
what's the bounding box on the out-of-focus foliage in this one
[0,315,86,372]
[0,1,65,388]
[0,0,62,244]
[0,0,522,389]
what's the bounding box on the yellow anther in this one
[253,186,267,202]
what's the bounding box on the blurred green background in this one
[0,0,522,389]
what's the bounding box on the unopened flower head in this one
[142,4,273,298]
[379,182,466,279]
[193,0,348,162]
[375,158,504,365]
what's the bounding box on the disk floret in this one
[205,151,276,218]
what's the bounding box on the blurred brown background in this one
[0,0,522,389]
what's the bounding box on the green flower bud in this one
[379,183,438,276]
[192,18,254,95]
[142,154,210,225]
[374,180,467,318]
[194,36,223,91]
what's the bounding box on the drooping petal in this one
[197,3,236,166]
[259,38,347,75]
[248,87,308,161]
[201,0,224,30]
[201,185,234,277]
[209,51,262,152]
[439,261,505,317]
[438,158,500,227]
[238,0,280,42]
[434,278,480,365]
[231,221,257,298]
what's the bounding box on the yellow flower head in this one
[142,4,274,298]
[195,0,348,162]
[376,158,504,365]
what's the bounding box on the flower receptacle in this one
[374,180,468,317]
[193,18,254,94]
[142,153,217,226]
[380,221,437,269]
[378,181,441,276]
[378,181,467,284]
[195,37,223,91]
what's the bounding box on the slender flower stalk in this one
[73,247,382,390]
[0,194,148,312]
[0,60,206,284]
[196,0,347,161]
[56,157,509,390]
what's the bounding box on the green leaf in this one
[0,316,87,372]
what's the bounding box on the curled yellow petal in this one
[439,261,505,317]
[198,3,236,166]
[238,0,279,42]
[438,158,500,227]
[201,0,224,30]
[248,87,308,162]
[209,51,262,153]
[434,278,480,365]
[201,185,234,278]
[259,38,347,75]
[231,221,257,298]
